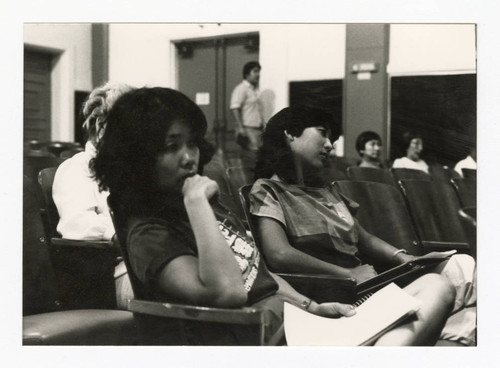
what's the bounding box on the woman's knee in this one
[420,273,456,306]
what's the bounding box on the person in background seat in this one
[355,130,387,169]
[52,81,135,309]
[392,131,429,173]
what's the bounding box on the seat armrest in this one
[51,237,121,258]
[51,237,112,249]
[23,310,137,345]
[421,241,470,253]
[128,299,267,325]
[277,273,357,304]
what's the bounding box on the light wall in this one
[23,23,476,141]
[109,23,346,115]
[24,23,93,141]
[388,24,476,75]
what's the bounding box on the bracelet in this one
[301,298,313,311]
[392,249,408,257]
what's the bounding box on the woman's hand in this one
[308,301,356,318]
[394,253,417,264]
[349,264,377,283]
[182,174,219,202]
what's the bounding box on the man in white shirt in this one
[230,61,264,151]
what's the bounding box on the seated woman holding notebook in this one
[92,87,454,346]
[249,106,477,346]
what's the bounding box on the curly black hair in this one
[92,87,214,216]
[254,106,341,185]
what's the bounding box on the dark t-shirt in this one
[127,200,278,305]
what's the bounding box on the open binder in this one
[355,250,456,295]
[284,282,422,346]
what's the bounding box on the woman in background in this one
[392,131,429,173]
[52,81,135,309]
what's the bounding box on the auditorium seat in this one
[398,179,471,254]
[334,180,422,258]
[107,195,287,345]
[428,164,461,182]
[203,165,242,219]
[451,178,477,208]
[23,174,137,345]
[458,206,476,259]
[42,141,83,157]
[38,167,119,310]
[60,147,85,159]
[226,166,255,223]
[461,168,477,179]
[391,168,432,181]
[346,166,396,186]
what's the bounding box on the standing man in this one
[230,61,264,151]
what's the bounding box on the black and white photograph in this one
[3,0,499,367]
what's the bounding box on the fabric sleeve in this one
[391,157,403,169]
[230,83,246,109]
[127,218,196,288]
[249,180,286,225]
[53,155,115,241]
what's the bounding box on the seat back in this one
[107,195,150,301]
[321,166,348,183]
[38,168,117,310]
[38,167,60,239]
[226,166,255,221]
[451,178,477,208]
[60,147,84,159]
[203,166,242,217]
[43,141,82,157]
[391,168,432,181]
[107,195,278,345]
[428,164,461,182]
[458,206,476,259]
[334,181,422,256]
[23,155,65,184]
[461,168,477,179]
[346,166,395,186]
[239,185,264,252]
[23,175,63,316]
[398,179,468,244]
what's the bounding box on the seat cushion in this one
[23,310,137,345]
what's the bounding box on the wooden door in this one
[24,49,52,143]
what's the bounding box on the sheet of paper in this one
[284,283,421,346]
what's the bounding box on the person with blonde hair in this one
[52,81,135,309]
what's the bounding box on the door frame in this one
[24,44,76,142]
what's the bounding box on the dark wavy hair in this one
[355,130,382,157]
[254,106,341,184]
[243,61,261,78]
[92,87,214,216]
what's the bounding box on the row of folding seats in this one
[23,156,286,345]
[201,152,476,258]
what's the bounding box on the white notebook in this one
[284,282,422,346]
